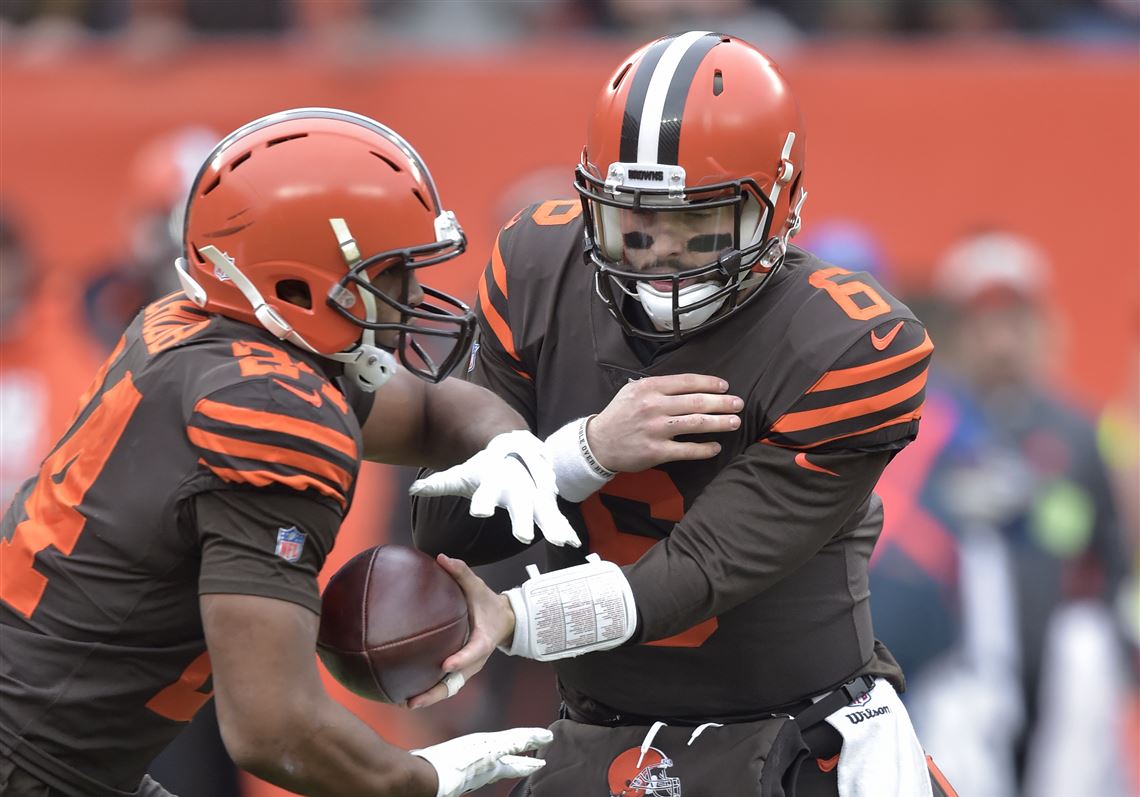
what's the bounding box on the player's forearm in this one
[418,378,529,468]
[227,696,437,797]
[624,447,891,642]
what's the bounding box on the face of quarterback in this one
[617,205,735,286]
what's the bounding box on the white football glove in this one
[408,430,581,547]
[411,727,552,797]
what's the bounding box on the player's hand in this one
[408,430,581,547]
[410,726,552,797]
[588,374,743,472]
[407,555,514,710]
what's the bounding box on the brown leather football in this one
[317,545,469,704]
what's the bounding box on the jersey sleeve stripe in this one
[771,370,928,434]
[491,233,510,299]
[198,459,347,507]
[477,270,523,364]
[187,427,352,492]
[793,356,928,413]
[194,398,357,460]
[764,405,924,450]
[808,332,933,393]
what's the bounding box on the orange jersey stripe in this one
[187,427,352,492]
[490,234,509,299]
[772,370,928,434]
[810,332,933,393]
[199,459,346,507]
[477,270,522,363]
[194,398,357,460]
[765,404,925,450]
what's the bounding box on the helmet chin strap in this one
[191,244,396,392]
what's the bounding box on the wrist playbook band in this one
[501,554,637,661]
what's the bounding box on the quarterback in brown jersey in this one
[0,109,596,797]
[411,34,957,797]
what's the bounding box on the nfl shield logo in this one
[275,527,306,562]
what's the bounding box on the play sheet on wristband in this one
[528,572,631,657]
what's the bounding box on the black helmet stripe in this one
[618,35,676,164]
[618,32,722,166]
[657,34,723,164]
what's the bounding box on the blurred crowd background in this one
[1,1,1137,796]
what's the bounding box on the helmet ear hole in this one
[276,279,312,309]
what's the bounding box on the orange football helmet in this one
[607,746,682,797]
[575,32,807,340]
[177,108,474,389]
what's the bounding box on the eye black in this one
[688,233,733,253]
[623,232,653,250]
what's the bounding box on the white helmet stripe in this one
[635,31,714,164]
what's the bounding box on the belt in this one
[793,674,876,730]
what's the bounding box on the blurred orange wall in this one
[2,43,1136,401]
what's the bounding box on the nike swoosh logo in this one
[870,320,904,351]
[273,379,322,408]
[51,454,79,485]
[795,452,839,477]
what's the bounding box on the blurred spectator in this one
[1096,317,1140,796]
[1,0,1135,47]
[0,214,44,509]
[0,0,291,64]
[0,0,127,34]
[82,125,218,350]
[368,0,555,47]
[579,0,801,50]
[895,231,1132,797]
[0,209,102,510]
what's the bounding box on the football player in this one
[411,33,957,796]
[0,108,628,797]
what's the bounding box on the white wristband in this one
[499,554,637,661]
[543,415,616,502]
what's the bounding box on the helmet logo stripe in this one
[635,31,716,165]
[619,36,675,164]
[657,33,722,165]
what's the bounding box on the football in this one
[317,544,469,704]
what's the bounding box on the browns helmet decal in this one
[607,746,683,797]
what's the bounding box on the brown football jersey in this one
[0,294,366,795]
[413,201,932,721]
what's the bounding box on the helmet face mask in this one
[578,166,782,340]
[577,32,806,342]
[328,242,475,384]
[179,107,475,388]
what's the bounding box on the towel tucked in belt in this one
[823,678,932,797]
